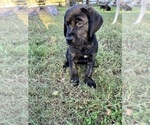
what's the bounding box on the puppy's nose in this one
[66,36,73,43]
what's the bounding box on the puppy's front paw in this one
[70,75,79,86]
[84,78,96,88]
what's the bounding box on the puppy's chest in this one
[77,48,91,59]
[71,45,95,59]
[77,53,90,64]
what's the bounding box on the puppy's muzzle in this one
[66,36,74,45]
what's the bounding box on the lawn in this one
[0,4,150,125]
[28,6,122,125]
[0,8,28,125]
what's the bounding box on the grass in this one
[121,9,150,124]
[0,10,28,125]
[0,5,150,125]
[28,6,122,125]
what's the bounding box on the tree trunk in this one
[66,0,70,6]
[86,0,89,4]
[96,0,99,4]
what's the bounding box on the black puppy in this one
[121,4,132,11]
[63,4,103,88]
[100,4,111,11]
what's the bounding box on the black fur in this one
[63,4,103,88]
[100,4,111,11]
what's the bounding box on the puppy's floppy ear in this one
[81,6,103,38]
[64,23,67,37]
[64,15,67,37]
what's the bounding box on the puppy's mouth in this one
[66,36,74,45]
[66,38,78,46]
[66,37,85,46]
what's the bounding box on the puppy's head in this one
[64,4,103,46]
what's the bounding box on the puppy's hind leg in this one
[63,49,69,72]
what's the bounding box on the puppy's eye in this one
[76,21,84,27]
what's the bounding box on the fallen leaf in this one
[83,99,88,105]
[126,108,133,116]
[107,109,111,115]
[52,91,59,96]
